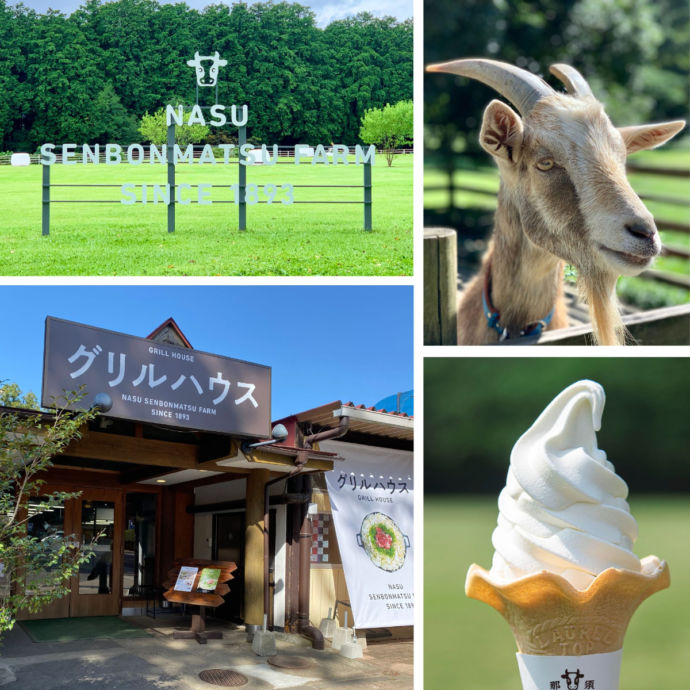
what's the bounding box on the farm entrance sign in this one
[40,51,374,233]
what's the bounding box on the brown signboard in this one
[42,317,271,437]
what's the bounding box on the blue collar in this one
[482,261,554,341]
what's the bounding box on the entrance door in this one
[68,489,123,617]
[21,489,123,620]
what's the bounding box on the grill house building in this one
[7,316,413,646]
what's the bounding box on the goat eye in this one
[536,158,555,171]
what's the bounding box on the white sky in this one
[11,0,413,27]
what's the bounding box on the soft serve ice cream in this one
[489,380,641,589]
[465,380,670,689]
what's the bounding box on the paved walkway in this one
[0,615,413,689]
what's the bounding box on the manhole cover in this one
[198,669,249,687]
[267,655,313,669]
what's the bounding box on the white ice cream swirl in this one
[490,380,641,590]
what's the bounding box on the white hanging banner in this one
[324,445,413,628]
[516,650,623,690]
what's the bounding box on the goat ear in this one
[619,120,685,154]
[479,100,523,163]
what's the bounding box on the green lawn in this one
[424,148,690,307]
[0,154,412,276]
[425,496,690,690]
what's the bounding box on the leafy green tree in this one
[91,83,140,144]
[22,9,105,147]
[139,106,209,146]
[0,1,18,149]
[0,383,39,410]
[0,385,98,636]
[324,14,413,143]
[360,100,413,166]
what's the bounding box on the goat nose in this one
[625,221,656,240]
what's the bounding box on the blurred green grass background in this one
[425,496,690,690]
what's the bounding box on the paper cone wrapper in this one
[465,556,669,656]
[516,649,622,690]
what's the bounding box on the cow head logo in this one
[561,669,584,690]
[186,51,228,87]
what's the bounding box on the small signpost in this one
[163,559,237,644]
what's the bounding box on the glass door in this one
[19,497,71,620]
[69,490,123,617]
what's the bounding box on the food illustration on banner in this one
[357,512,410,572]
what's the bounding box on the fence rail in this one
[38,126,373,234]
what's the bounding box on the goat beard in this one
[579,271,626,346]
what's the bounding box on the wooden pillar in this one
[424,227,458,345]
[244,468,270,626]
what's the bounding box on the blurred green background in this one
[424,0,690,309]
[424,359,690,689]
[425,357,690,493]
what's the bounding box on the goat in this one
[426,58,685,345]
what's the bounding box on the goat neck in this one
[487,184,565,337]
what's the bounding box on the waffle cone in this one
[466,556,669,656]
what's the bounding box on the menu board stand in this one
[162,559,237,644]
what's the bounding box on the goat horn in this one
[426,58,552,116]
[549,63,594,98]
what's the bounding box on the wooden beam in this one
[119,466,176,484]
[196,440,239,471]
[173,472,250,490]
[65,430,198,468]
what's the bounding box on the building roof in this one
[146,317,193,348]
[276,400,413,443]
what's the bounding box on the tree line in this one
[0,0,412,151]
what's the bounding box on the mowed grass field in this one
[425,147,690,307]
[425,496,690,689]
[0,154,412,276]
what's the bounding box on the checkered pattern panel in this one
[310,513,331,563]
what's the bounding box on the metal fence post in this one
[42,161,50,236]
[167,124,175,233]
[239,124,246,231]
[363,159,372,231]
